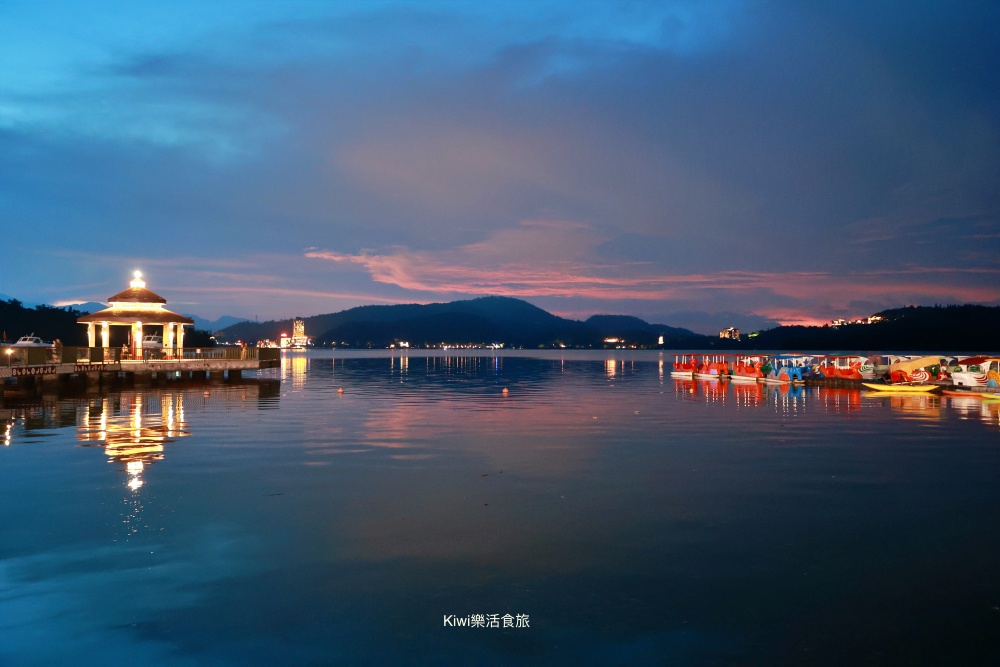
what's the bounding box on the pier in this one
[1,345,281,396]
[1,270,282,397]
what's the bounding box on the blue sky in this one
[2,0,997,333]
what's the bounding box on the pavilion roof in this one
[77,307,194,325]
[107,286,167,304]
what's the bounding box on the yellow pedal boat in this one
[942,389,1000,400]
[861,382,940,393]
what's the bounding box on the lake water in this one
[2,350,999,666]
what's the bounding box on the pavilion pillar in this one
[165,323,175,352]
[101,323,110,348]
[177,326,185,350]
[87,323,96,348]
[134,322,143,355]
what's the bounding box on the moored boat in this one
[943,388,1000,400]
[729,355,765,383]
[862,382,940,393]
[887,355,949,383]
[12,334,53,347]
[670,354,698,379]
[817,355,868,381]
[141,334,164,348]
[950,357,1000,389]
[763,354,815,384]
[694,354,729,380]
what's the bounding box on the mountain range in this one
[4,293,998,352]
[217,296,710,348]
[741,305,1000,352]
[217,299,1000,351]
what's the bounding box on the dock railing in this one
[1,345,270,367]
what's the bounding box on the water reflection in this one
[816,386,863,414]
[771,383,808,415]
[3,381,280,544]
[673,378,728,403]
[77,392,189,492]
[663,377,998,426]
[733,380,764,407]
[4,379,280,464]
[281,352,309,388]
[390,353,410,378]
[946,394,1000,427]
[862,392,944,421]
[4,353,1000,666]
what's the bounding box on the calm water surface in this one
[2,350,999,666]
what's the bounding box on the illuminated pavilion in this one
[77,272,194,354]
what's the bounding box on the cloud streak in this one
[0,2,997,333]
[307,219,1000,325]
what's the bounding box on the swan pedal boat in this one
[861,382,940,393]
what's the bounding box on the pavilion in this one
[77,272,194,355]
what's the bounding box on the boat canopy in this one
[889,355,942,373]
[956,356,988,366]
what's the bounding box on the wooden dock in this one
[1,346,281,395]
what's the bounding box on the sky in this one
[1,0,998,334]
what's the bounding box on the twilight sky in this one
[2,1,997,333]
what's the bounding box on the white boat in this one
[12,333,52,347]
[141,334,163,348]
[950,357,1000,388]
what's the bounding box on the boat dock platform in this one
[1,345,281,395]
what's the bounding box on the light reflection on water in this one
[1,350,999,666]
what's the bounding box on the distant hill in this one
[741,305,1000,352]
[0,299,89,345]
[183,314,249,333]
[64,301,106,314]
[584,314,698,344]
[218,296,711,348]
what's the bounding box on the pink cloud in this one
[176,285,404,303]
[307,220,1000,325]
[309,245,993,298]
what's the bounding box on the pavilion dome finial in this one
[102,272,167,305]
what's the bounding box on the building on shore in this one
[279,318,310,349]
